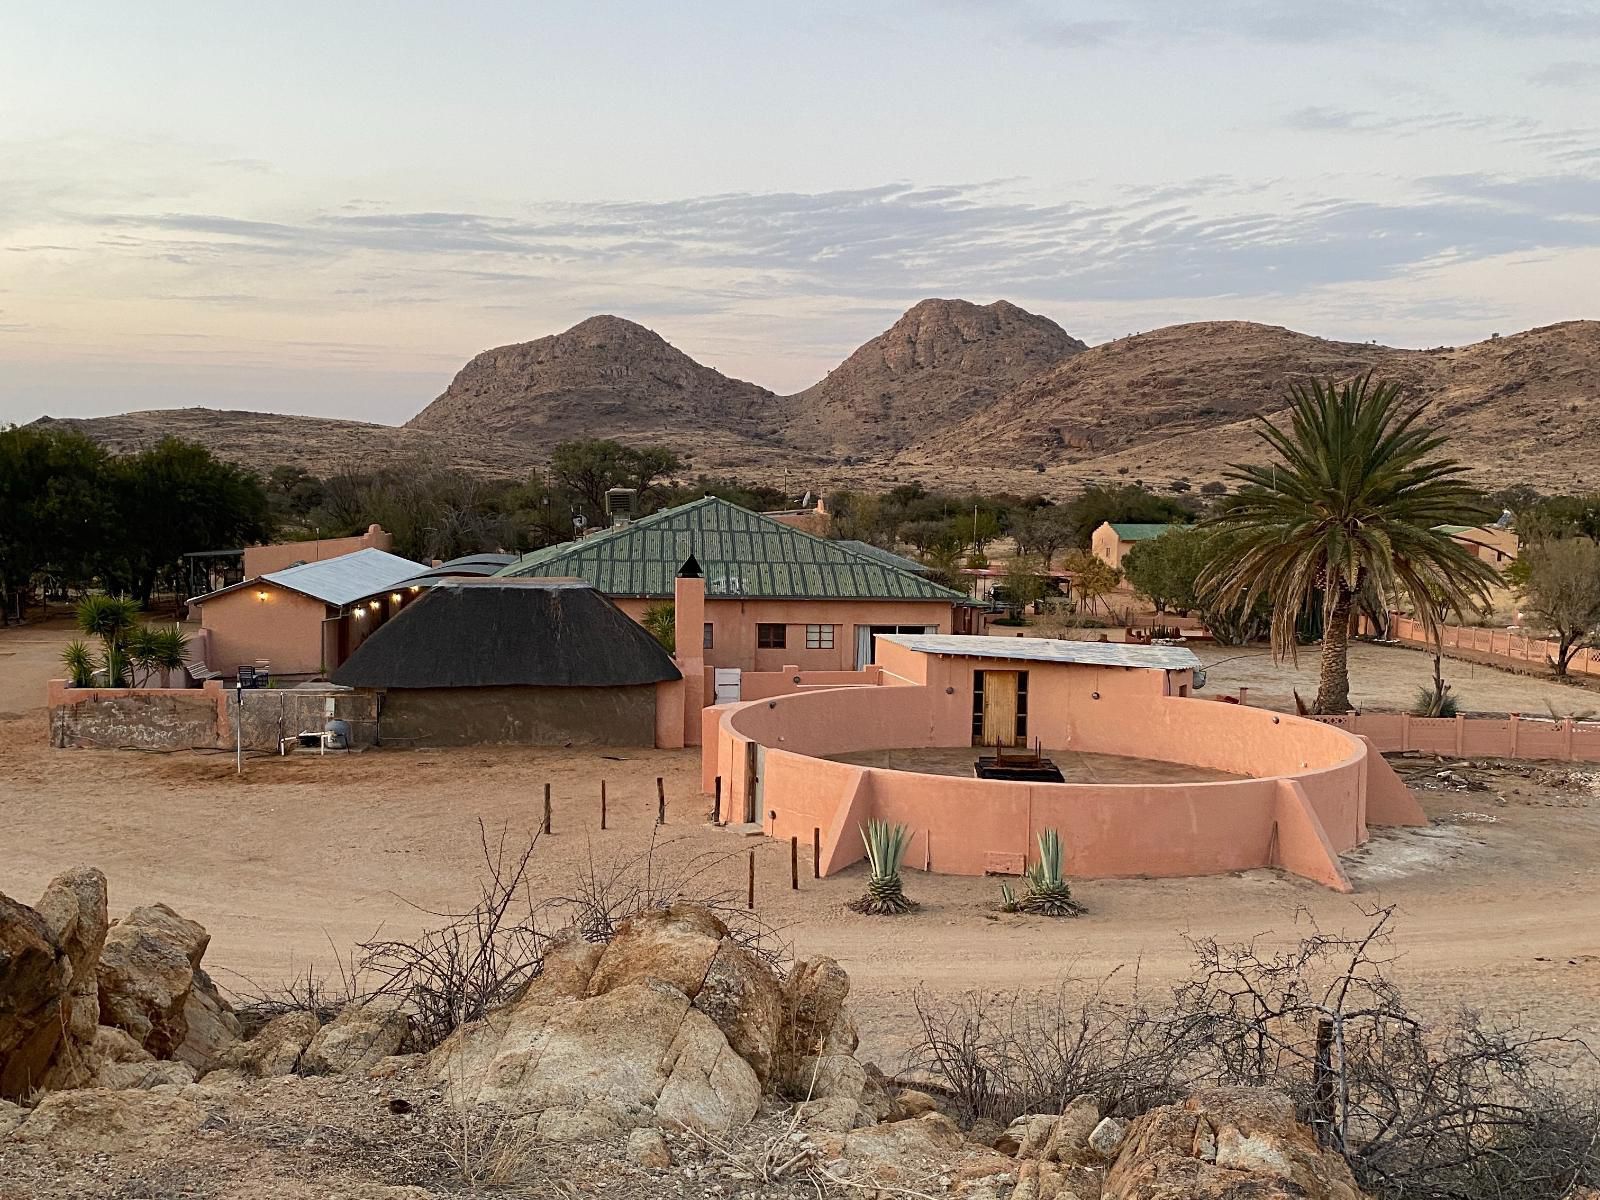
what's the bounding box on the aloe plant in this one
[849,820,916,915]
[61,640,96,688]
[1017,829,1084,917]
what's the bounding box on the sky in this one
[3,0,1599,426]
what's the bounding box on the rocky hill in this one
[35,310,1600,494]
[406,314,784,458]
[781,298,1086,456]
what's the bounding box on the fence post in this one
[813,827,821,879]
[543,783,552,835]
[656,777,665,825]
[1509,713,1520,757]
[712,776,722,824]
[1311,1017,1336,1148]
[600,780,607,830]
[746,850,756,910]
[790,837,799,890]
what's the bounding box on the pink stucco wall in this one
[705,645,1426,892]
[242,525,394,577]
[1317,711,1600,763]
[199,584,330,677]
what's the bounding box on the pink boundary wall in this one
[1314,711,1600,763]
[702,643,1429,892]
[1387,613,1600,680]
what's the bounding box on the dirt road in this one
[3,716,1596,1068]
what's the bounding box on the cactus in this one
[849,820,917,915]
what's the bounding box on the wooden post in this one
[543,783,552,835]
[600,780,607,830]
[790,836,799,890]
[746,850,756,910]
[813,827,821,879]
[1311,1017,1336,1147]
[656,776,666,825]
[713,777,722,824]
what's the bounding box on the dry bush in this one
[905,907,1600,1200]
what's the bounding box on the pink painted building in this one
[703,633,1424,891]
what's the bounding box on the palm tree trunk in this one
[1314,588,1355,714]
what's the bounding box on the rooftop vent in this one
[605,487,638,526]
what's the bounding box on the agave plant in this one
[75,594,140,644]
[848,820,916,915]
[1018,829,1084,917]
[61,640,96,688]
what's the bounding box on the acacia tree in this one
[1201,375,1499,714]
[1520,537,1600,677]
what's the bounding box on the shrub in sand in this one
[848,820,916,915]
[999,829,1084,917]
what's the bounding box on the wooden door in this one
[981,671,1021,747]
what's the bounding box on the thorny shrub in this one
[906,905,1598,1200]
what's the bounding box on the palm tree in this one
[1201,374,1499,714]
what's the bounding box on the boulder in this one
[896,1088,942,1118]
[1089,1116,1128,1161]
[433,978,759,1137]
[216,1010,319,1078]
[96,903,210,1057]
[93,1025,154,1065]
[0,1099,24,1139]
[1042,1094,1104,1164]
[780,957,857,1069]
[7,1088,207,1152]
[626,1126,673,1168]
[91,1058,198,1090]
[173,967,241,1072]
[1104,1087,1369,1200]
[692,936,785,1086]
[585,905,724,999]
[301,999,409,1076]
[844,1111,1015,1188]
[519,927,603,1005]
[0,891,71,1100]
[32,867,109,1049]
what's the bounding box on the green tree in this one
[641,601,676,653]
[1000,557,1050,613]
[1062,549,1122,615]
[1201,374,1499,714]
[0,425,117,620]
[1519,537,1600,678]
[550,440,682,519]
[1011,506,1074,568]
[1059,483,1194,549]
[1123,526,1269,644]
[107,438,272,604]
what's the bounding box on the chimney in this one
[673,555,706,745]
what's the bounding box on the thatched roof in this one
[331,580,681,689]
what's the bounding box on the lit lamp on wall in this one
[256,589,268,602]
[368,601,380,613]
[390,593,402,604]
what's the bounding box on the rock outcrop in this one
[429,904,863,1141]
[0,892,71,1099]
[1103,1088,1367,1200]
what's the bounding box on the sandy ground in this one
[4,619,1599,1071]
[1191,639,1598,716]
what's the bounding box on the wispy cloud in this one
[1528,60,1600,87]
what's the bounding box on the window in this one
[805,623,834,650]
[703,622,714,650]
[756,623,787,649]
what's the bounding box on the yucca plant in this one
[75,594,140,644]
[128,625,189,686]
[61,640,96,688]
[997,881,1021,913]
[1018,829,1084,917]
[100,640,130,689]
[849,820,916,915]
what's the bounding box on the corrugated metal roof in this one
[497,496,969,602]
[836,540,931,575]
[262,548,428,607]
[1108,523,1184,541]
[880,633,1201,671]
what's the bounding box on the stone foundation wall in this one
[48,681,377,752]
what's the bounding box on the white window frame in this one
[805,623,835,650]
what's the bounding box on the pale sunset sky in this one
[3,1,1599,424]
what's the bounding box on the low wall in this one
[48,680,376,752]
[1312,711,1600,762]
[706,677,1423,892]
[1388,613,1600,679]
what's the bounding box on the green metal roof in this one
[1108,522,1183,541]
[497,496,970,603]
[836,540,932,576]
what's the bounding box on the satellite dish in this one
[1495,509,1513,529]
[1192,668,1208,691]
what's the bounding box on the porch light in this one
[256,590,268,602]
[368,600,380,611]
[391,593,402,604]
[352,607,365,619]
[410,585,420,593]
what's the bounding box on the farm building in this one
[1090,521,1187,570]
[330,579,681,747]
[188,547,427,680]
[496,496,977,677]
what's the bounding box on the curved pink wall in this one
[705,655,1422,892]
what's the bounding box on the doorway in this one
[973,669,1028,747]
